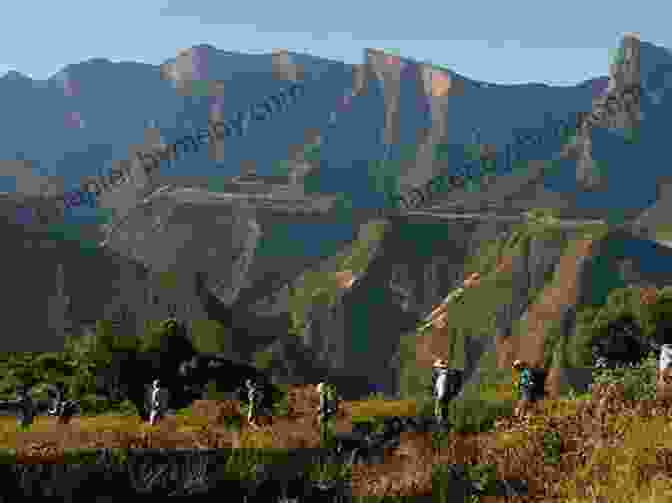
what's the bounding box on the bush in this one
[271,389,291,417]
[563,386,592,401]
[432,462,498,502]
[78,394,114,415]
[204,381,229,401]
[221,415,242,431]
[447,396,514,434]
[542,430,562,465]
[645,286,672,342]
[591,350,657,401]
[112,399,139,416]
[524,208,560,226]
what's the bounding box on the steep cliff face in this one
[565,34,641,191]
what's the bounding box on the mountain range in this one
[4,35,672,401]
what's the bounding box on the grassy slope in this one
[253,220,388,368]
[398,219,612,409]
[287,219,388,337]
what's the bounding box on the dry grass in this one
[349,384,672,501]
[5,383,672,500]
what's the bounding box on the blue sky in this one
[0,1,666,87]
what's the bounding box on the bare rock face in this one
[573,34,641,191]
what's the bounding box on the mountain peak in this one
[1,70,30,81]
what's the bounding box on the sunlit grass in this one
[348,398,417,420]
[555,411,672,502]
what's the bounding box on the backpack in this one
[519,368,547,399]
[321,384,338,414]
[518,368,534,390]
[432,369,462,398]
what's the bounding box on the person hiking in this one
[46,383,63,416]
[46,383,80,425]
[659,344,672,385]
[148,379,169,426]
[316,381,339,444]
[245,379,264,429]
[8,384,37,430]
[513,360,540,418]
[432,359,457,425]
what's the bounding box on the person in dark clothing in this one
[0,384,38,430]
[513,360,544,417]
[46,383,80,425]
[317,381,339,444]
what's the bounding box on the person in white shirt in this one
[659,344,672,385]
[149,379,168,426]
[433,359,450,424]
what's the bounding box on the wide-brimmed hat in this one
[433,359,449,368]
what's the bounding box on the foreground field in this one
[5,384,672,501]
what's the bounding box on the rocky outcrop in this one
[562,34,641,190]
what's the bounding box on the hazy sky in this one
[0,1,666,86]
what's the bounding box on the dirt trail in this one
[3,386,381,456]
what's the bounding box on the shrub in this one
[204,381,228,401]
[645,286,672,342]
[465,463,499,498]
[78,394,114,415]
[592,287,649,338]
[112,399,139,416]
[563,386,592,401]
[271,390,291,417]
[431,462,498,502]
[221,415,242,431]
[591,350,657,401]
[566,306,602,367]
[447,396,514,434]
[524,208,560,226]
[542,430,562,465]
